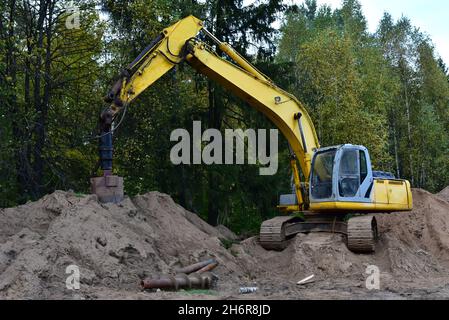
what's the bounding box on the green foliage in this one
[219,238,238,250]
[278,0,448,191]
[183,289,217,295]
[280,5,391,169]
[375,13,449,190]
[0,0,105,202]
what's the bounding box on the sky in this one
[282,0,449,65]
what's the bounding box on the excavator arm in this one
[96,15,413,254]
[101,15,320,209]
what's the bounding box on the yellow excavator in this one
[91,15,413,253]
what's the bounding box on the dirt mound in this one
[0,188,449,299]
[438,186,449,202]
[377,189,449,267]
[230,188,449,295]
[0,191,244,299]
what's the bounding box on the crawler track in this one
[260,214,379,253]
[259,216,295,251]
[346,215,378,253]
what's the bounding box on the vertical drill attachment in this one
[90,109,124,203]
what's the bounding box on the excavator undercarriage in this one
[259,213,378,253]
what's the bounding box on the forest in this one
[1,0,448,233]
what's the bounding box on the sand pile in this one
[0,188,448,299]
[377,189,449,268]
[229,188,449,295]
[0,191,243,299]
[438,186,449,202]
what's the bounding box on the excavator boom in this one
[106,15,319,187]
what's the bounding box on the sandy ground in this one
[0,187,448,300]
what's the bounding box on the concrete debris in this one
[297,275,315,285]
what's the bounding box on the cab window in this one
[338,149,360,197]
[311,150,336,199]
[359,151,367,183]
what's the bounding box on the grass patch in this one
[292,212,305,220]
[219,238,238,249]
[183,289,217,295]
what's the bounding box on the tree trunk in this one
[392,121,400,178]
[206,82,221,226]
[5,0,28,200]
[207,171,220,226]
[179,166,194,212]
[14,0,34,200]
[206,0,227,226]
[404,84,414,186]
[32,0,52,197]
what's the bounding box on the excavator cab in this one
[278,144,374,210]
[271,144,411,252]
[308,144,412,212]
[277,143,412,213]
[310,144,373,204]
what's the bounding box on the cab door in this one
[336,147,372,202]
[358,149,374,199]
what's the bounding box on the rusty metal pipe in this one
[141,272,215,290]
[175,259,217,274]
[196,262,218,273]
